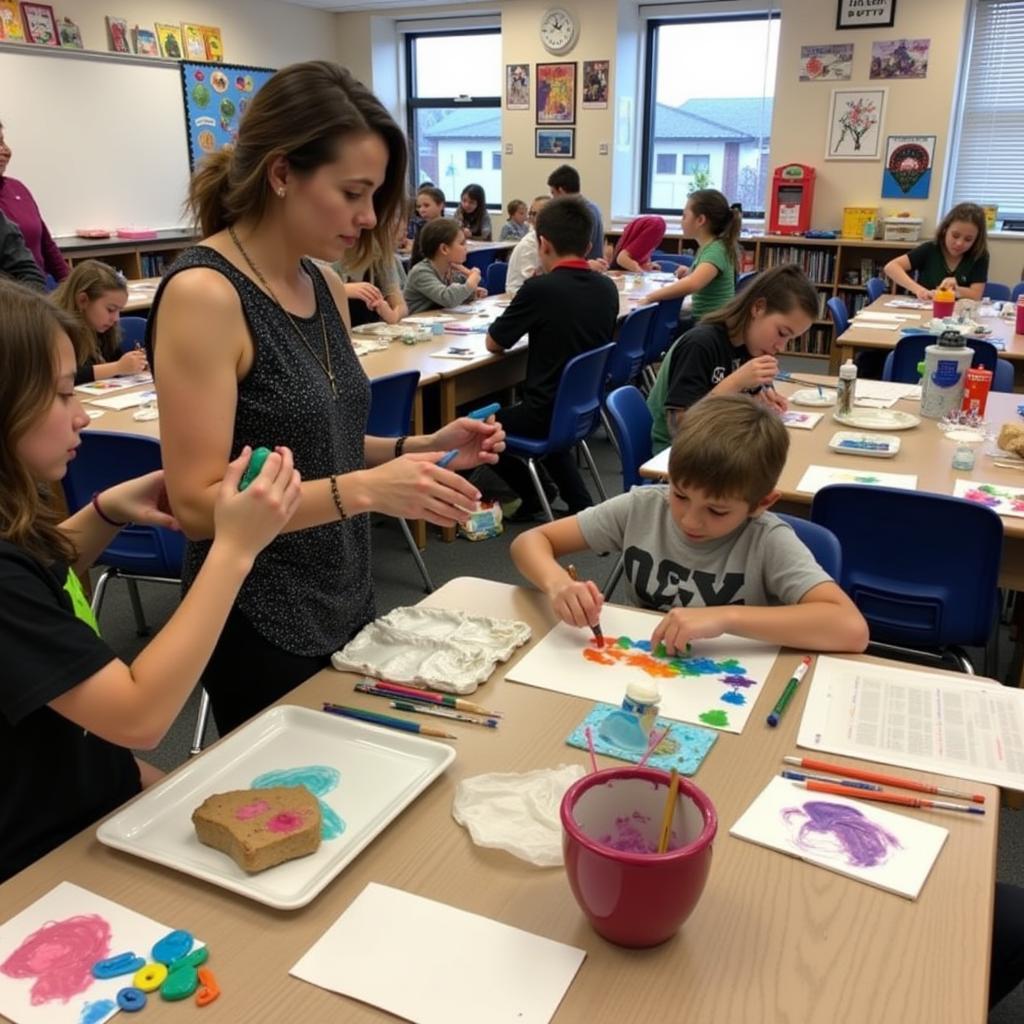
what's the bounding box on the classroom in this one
[1,1,1024,1022]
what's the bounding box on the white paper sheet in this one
[853,311,920,322]
[952,479,1024,519]
[730,777,947,899]
[0,882,201,1024]
[290,883,585,1024]
[505,605,779,733]
[86,390,156,411]
[797,655,1024,790]
[781,410,823,430]
[75,373,152,397]
[886,299,931,309]
[849,321,900,331]
[854,380,922,403]
[795,464,918,495]
[640,447,670,479]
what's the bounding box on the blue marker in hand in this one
[438,403,501,466]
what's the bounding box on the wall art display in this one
[505,63,529,109]
[870,38,929,79]
[535,127,575,158]
[20,2,57,45]
[105,15,130,53]
[881,134,935,199]
[799,44,853,81]
[133,24,158,57]
[836,0,897,30]
[826,87,886,160]
[0,1,26,41]
[57,16,81,47]
[181,22,206,61]
[536,61,576,124]
[582,60,610,107]
[155,22,182,59]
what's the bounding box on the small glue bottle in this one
[622,680,661,739]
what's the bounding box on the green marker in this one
[766,656,812,727]
[239,446,271,491]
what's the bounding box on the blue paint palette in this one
[566,703,718,775]
[828,431,901,458]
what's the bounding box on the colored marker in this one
[566,564,604,644]
[793,779,985,816]
[438,403,502,466]
[782,755,986,803]
[322,702,456,740]
[781,769,880,792]
[766,655,812,726]
[389,700,498,728]
[355,680,501,717]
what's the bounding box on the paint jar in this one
[933,287,956,319]
[560,767,717,947]
[952,444,976,471]
[621,680,661,739]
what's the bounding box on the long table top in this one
[0,577,996,1023]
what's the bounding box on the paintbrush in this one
[355,680,501,718]
[566,564,604,644]
[791,778,984,815]
[388,700,499,728]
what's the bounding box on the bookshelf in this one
[56,230,197,281]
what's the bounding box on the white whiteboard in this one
[0,48,191,235]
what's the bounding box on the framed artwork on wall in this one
[536,127,575,158]
[836,0,896,30]
[106,15,131,53]
[506,63,529,110]
[22,3,58,46]
[881,135,935,199]
[582,60,610,108]
[536,62,576,125]
[826,87,886,160]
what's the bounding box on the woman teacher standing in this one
[149,62,504,735]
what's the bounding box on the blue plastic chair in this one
[44,273,58,292]
[503,343,615,522]
[119,315,148,351]
[465,248,496,275]
[866,277,888,303]
[736,270,759,292]
[983,282,1011,302]
[641,296,684,390]
[1012,282,1024,304]
[883,335,999,382]
[485,261,508,295]
[367,370,434,593]
[652,251,693,268]
[811,484,1003,672]
[775,514,842,580]
[605,305,655,394]
[826,296,850,337]
[605,385,653,493]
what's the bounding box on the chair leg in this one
[579,440,608,502]
[602,554,625,600]
[600,408,621,460]
[190,688,211,757]
[399,518,435,593]
[126,577,150,637]
[90,568,113,620]
[947,646,976,675]
[526,458,554,522]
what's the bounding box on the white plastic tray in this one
[833,408,921,431]
[828,431,901,458]
[96,705,455,910]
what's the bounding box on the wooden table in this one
[0,578,996,1023]
[833,296,1024,370]
[124,277,161,313]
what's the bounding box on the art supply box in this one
[882,216,923,242]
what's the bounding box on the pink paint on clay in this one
[0,914,111,1005]
[234,799,271,821]
[266,811,307,834]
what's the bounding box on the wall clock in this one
[540,7,577,55]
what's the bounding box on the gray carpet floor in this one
[90,428,1023,1021]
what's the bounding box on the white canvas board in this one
[848,320,899,331]
[85,390,156,411]
[640,447,670,479]
[953,480,1024,519]
[730,777,947,899]
[853,312,920,322]
[0,882,202,1024]
[75,374,152,396]
[291,883,585,1024]
[781,410,823,430]
[795,464,918,494]
[505,605,779,733]
[797,655,1024,790]
[854,380,922,402]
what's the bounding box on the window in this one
[946,0,1024,223]
[655,153,677,175]
[641,13,780,216]
[405,29,502,209]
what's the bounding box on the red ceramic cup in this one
[560,766,717,948]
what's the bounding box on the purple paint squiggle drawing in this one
[782,800,901,868]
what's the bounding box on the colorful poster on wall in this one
[582,60,610,108]
[536,62,576,125]
[881,135,935,199]
[870,38,930,79]
[799,44,853,81]
[505,63,529,110]
[181,61,275,170]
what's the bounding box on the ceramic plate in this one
[828,431,901,458]
[790,388,836,407]
[833,408,921,431]
[96,705,455,910]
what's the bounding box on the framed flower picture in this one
[21,3,59,46]
[826,87,886,160]
[536,62,576,125]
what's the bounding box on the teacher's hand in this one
[364,453,482,527]
[430,416,506,469]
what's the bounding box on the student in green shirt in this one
[639,189,739,319]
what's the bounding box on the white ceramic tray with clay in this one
[96,705,455,910]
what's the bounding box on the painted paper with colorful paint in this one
[796,464,918,495]
[781,410,823,430]
[0,882,203,1024]
[953,479,1024,519]
[729,777,948,899]
[505,605,779,733]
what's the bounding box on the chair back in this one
[465,248,495,275]
[605,385,653,491]
[995,358,1014,393]
[775,514,841,580]
[826,296,850,336]
[119,316,148,351]
[367,370,420,437]
[643,296,684,367]
[884,334,998,382]
[606,305,656,390]
[62,430,183,577]
[866,277,887,303]
[1011,282,1024,304]
[735,270,759,292]
[485,261,508,295]
[983,282,1011,302]
[545,343,615,450]
[811,484,1002,648]
[44,273,58,292]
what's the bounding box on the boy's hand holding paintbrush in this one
[557,564,604,643]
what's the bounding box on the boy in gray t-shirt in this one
[511,394,868,655]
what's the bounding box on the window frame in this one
[404,27,502,209]
[640,11,780,218]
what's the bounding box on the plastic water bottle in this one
[837,359,857,417]
[921,331,973,420]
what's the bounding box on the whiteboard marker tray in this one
[96,704,456,910]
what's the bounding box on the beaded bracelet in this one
[91,492,128,527]
[329,474,348,521]
[394,435,408,458]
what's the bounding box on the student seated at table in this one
[409,185,446,267]
[484,196,620,517]
[52,260,147,384]
[456,184,492,241]
[511,393,869,654]
[0,279,301,883]
[639,189,739,317]
[883,202,989,301]
[333,210,409,326]
[506,195,549,291]
[647,264,819,453]
[499,198,529,242]
[611,215,667,272]
[403,219,486,314]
